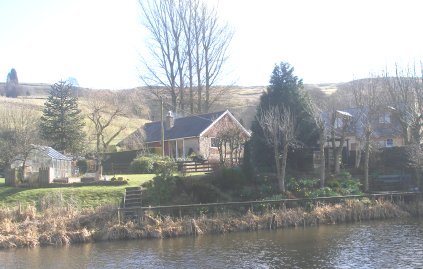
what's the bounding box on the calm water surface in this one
[1,218,423,268]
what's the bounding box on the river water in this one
[1,218,423,269]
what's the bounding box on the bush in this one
[287,178,319,197]
[212,167,246,190]
[77,160,88,174]
[190,180,230,203]
[129,156,155,174]
[308,187,338,198]
[145,174,177,205]
[326,179,340,189]
[326,171,362,195]
[338,179,362,195]
[152,156,176,176]
[129,155,176,175]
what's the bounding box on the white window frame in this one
[379,112,391,124]
[210,137,219,148]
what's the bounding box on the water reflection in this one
[1,219,423,269]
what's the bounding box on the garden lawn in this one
[0,174,154,209]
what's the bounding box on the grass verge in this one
[0,174,154,208]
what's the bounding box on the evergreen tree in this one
[5,68,20,98]
[250,62,318,170]
[40,80,85,153]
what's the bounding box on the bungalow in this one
[118,110,251,163]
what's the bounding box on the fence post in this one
[118,209,121,224]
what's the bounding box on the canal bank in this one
[2,218,423,268]
[0,193,421,249]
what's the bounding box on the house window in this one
[335,118,343,128]
[211,137,219,148]
[386,138,394,147]
[379,112,391,124]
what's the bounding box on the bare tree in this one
[214,120,248,167]
[139,0,233,113]
[329,109,352,175]
[305,100,327,188]
[179,0,199,114]
[258,106,296,192]
[384,63,423,145]
[139,0,181,110]
[199,3,233,112]
[350,76,380,191]
[85,91,128,176]
[0,101,40,181]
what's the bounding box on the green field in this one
[0,174,154,208]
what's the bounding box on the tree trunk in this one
[279,144,288,193]
[334,147,341,174]
[319,132,325,188]
[274,141,283,193]
[355,141,362,169]
[363,137,370,192]
[195,42,202,113]
[415,167,421,191]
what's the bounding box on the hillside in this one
[0,94,146,150]
[0,82,339,145]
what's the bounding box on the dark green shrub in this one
[308,187,338,198]
[145,174,176,205]
[129,155,176,175]
[152,156,176,176]
[237,186,256,201]
[129,156,155,174]
[338,179,362,195]
[326,179,340,189]
[287,177,319,197]
[190,180,230,203]
[77,160,88,174]
[212,167,246,190]
[326,171,362,195]
[338,171,353,181]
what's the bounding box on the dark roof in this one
[122,110,227,144]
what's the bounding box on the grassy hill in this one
[0,93,147,151]
[0,82,338,148]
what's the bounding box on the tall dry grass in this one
[0,196,420,249]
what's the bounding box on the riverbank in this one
[0,197,421,249]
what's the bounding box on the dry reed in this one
[0,197,420,249]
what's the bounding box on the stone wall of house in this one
[198,136,219,162]
[200,113,250,164]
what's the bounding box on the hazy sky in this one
[1,0,422,89]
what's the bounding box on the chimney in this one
[165,111,174,129]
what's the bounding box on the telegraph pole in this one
[160,96,165,157]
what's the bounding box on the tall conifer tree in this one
[250,62,317,170]
[40,80,85,153]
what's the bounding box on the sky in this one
[1,0,423,89]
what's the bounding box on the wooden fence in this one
[118,192,422,221]
[177,161,216,173]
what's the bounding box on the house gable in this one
[200,110,251,139]
[200,110,251,138]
